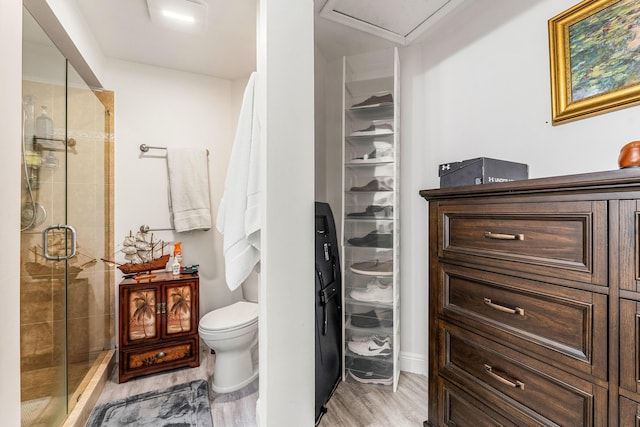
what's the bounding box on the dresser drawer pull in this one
[155,351,167,359]
[483,364,525,390]
[483,298,525,316]
[483,231,525,241]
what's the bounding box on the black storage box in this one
[439,157,528,188]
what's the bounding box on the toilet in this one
[198,278,259,393]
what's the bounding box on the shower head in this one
[21,202,46,230]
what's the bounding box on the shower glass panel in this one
[65,64,113,413]
[20,8,114,426]
[20,11,68,426]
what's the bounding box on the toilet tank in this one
[241,267,260,303]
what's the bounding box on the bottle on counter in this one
[172,242,183,275]
[171,257,181,275]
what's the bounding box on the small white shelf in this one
[346,104,394,121]
[345,161,394,167]
[346,134,394,145]
[345,76,394,98]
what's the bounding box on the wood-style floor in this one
[320,372,427,427]
[94,345,427,426]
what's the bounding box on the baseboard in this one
[399,351,426,375]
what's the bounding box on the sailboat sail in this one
[115,230,169,274]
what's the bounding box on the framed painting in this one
[549,0,640,124]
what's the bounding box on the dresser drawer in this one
[441,264,607,379]
[438,201,607,285]
[437,378,522,427]
[620,397,640,426]
[119,337,200,382]
[620,200,640,292]
[440,322,607,426]
[620,299,640,396]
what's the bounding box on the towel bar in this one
[139,224,209,233]
[140,224,174,232]
[139,144,209,155]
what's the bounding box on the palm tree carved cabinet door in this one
[118,271,200,382]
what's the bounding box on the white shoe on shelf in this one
[348,338,392,357]
[350,334,390,345]
[349,278,393,303]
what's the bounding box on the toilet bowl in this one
[199,300,258,393]
[199,272,260,393]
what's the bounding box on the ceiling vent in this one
[146,0,208,34]
[319,0,464,45]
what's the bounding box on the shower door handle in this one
[43,224,77,261]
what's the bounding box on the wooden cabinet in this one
[118,271,200,382]
[421,168,640,426]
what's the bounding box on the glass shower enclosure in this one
[20,8,114,426]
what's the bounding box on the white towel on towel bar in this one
[217,72,261,291]
[166,148,212,232]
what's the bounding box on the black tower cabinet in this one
[314,202,342,424]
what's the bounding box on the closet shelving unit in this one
[341,48,400,391]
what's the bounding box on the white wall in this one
[398,43,430,374]
[103,59,249,319]
[323,58,344,227]
[315,47,328,201]
[258,0,315,424]
[414,0,639,180]
[0,1,24,425]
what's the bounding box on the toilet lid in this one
[200,301,258,332]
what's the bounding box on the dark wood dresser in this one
[420,168,640,426]
[118,271,200,382]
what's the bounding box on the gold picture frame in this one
[549,0,640,124]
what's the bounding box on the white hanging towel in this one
[166,147,212,232]
[217,72,261,291]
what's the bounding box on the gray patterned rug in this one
[210,377,258,403]
[86,379,213,427]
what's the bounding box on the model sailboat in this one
[114,230,170,274]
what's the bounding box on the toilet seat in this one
[200,301,258,333]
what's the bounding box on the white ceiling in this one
[71,0,468,79]
[73,0,257,80]
[318,0,464,46]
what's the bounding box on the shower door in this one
[21,11,69,425]
[21,8,114,426]
[64,63,113,417]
